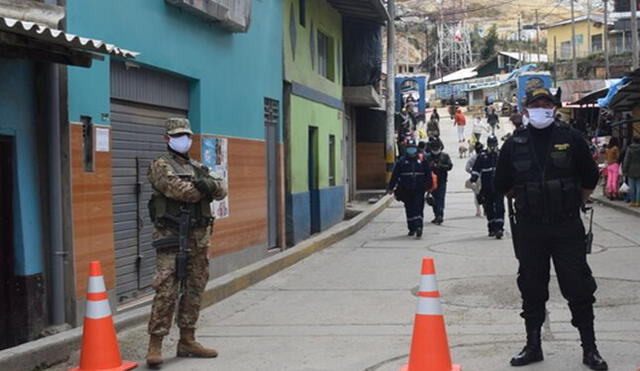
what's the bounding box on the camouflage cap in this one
[165,118,193,136]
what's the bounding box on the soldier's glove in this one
[194,177,217,202]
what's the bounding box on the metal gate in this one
[111,101,187,303]
[110,61,190,304]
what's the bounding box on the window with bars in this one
[264,97,279,126]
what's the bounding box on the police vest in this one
[148,153,214,229]
[510,123,582,222]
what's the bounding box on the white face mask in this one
[431,149,441,155]
[526,108,555,129]
[169,135,192,154]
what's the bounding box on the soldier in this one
[146,118,227,368]
[494,88,608,370]
[388,140,433,238]
[470,135,504,239]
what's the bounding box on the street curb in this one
[0,195,393,371]
[591,194,640,218]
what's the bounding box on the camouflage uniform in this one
[147,118,226,337]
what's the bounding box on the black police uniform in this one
[389,154,433,234]
[471,149,505,236]
[494,121,606,367]
[428,151,452,222]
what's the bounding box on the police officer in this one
[428,137,453,225]
[470,135,505,238]
[146,118,227,368]
[388,140,433,238]
[494,89,608,370]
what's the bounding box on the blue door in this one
[308,126,320,234]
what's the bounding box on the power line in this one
[397,0,520,19]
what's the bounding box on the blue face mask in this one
[406,147,418,156]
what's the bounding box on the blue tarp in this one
[597,77,629,108]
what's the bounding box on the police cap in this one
[524,88,559,107]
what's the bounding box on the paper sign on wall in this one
[96,128,109,152]
[202,136,229,218]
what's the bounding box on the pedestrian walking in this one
[605,138,620,199]
[388,140,433,238]
[427,114,440,138]
[427,137,452,225]
[510,106,523,129]
[465,142,484,217]
[146,118,227,368]
[470,135,504,238]
[454,107,466,143]
[622,136,640,206]
[487,106,500,134]
[430,108,440,124]
[494,88,608,370]
[472,114,489,142]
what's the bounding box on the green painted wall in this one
[290,95,343,193]
[284,0,342,99]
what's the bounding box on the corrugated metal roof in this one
[430,66,478,85]
[0,16,138,58]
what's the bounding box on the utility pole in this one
[604,0,610,78]
[517,14,522,64]
[535,9,541,58]
[587,0,592,55]
[553,36,558,87]
[571,0,578,78]
[385,0,396,186]
[632,0,639,69]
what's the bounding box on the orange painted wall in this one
[70,123,116,297]
[207,138,269,257]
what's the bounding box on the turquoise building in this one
[64,0,285,318]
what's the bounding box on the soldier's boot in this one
[146,335,164,369]
[580,327,608,370]
[177,328,218,358]
[510,329,543,366]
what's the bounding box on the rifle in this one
[582,205,594,254]
[507,197,520,259]
[155,205,191,296]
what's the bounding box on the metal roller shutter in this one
[111,100,187,304]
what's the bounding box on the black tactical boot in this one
[408,230,416,236]
[510,329,543,366]
[495,230,504,239]
[416,228,423,238]
[580,327,608,370]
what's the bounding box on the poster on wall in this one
[201,136,229,218]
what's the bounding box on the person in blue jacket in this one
[388,140,433,238]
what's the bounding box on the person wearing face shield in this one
[427,137,453,225]
[494,89,607,370]
[388,140,433,238]
[470,135,504,238]
[145,118,227,368]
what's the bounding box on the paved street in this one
[115,115,640,371]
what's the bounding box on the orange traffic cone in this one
[69,261,137,371]
[401,258,461,371]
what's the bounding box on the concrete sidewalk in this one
[58,116,637,371]
[1,195,392,371]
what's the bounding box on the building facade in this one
[544,16,611,60]
[65,0,284,320]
